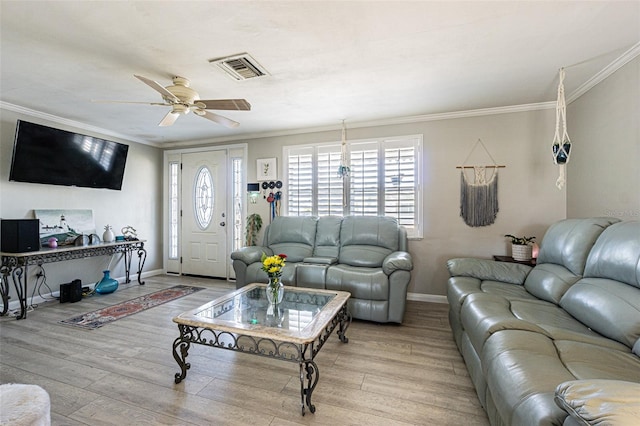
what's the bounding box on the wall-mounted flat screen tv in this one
[9,120,129,190]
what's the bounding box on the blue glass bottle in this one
[95,270,118,294]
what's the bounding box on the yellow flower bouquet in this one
[261,252,287,304]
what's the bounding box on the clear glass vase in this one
[266,277,284,305]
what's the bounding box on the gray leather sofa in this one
[447,218,640,426]
[231,215,413,323]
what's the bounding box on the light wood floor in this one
[0,275,488,425]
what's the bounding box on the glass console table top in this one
[174,283,350,344]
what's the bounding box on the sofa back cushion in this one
[560,221,640,349]
[536,217,620,276]
[583,221,640,287]
[525,217,620,303]
[524,263,582,304]
[313,216,342,258]
[265,216,318,262]
[339,216,399,267]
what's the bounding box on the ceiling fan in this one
[100,75,251,128]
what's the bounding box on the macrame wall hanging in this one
[552,68,572,189]
[337,120,351,207]
[458,139,505,227]
[337,120,351,179]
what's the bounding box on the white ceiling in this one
[1,1,639,146]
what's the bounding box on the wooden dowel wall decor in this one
[458,139,504,227]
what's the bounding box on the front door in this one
[181,150,227,278]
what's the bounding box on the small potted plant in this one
[504,234,536,261]
[245,213,263,247]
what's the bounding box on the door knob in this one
[220,221,226,227]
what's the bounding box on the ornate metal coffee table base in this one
[173,303,351,415]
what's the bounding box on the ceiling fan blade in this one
[134,75,180,102]
[198,110,240,128]
[159,111,180,127]
[195,99,251,111]
[92,100,168,106]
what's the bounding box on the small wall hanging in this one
[457,139,505,227]
[552,68,572,190]
[256,158,277,181]
[337,120,350,179]
[337,120,351,208]
[261,180,283,222]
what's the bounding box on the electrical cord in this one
[30,264,58,309]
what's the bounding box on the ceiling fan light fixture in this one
[209,53,270,81]
[172,104,190,115]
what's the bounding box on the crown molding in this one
[4,41,637,148]
[567,41,640,104]
[0,101,159,147]
[167,101,558,148]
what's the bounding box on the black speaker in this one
[1,219,40,253]
[60,279,82,303]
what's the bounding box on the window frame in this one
[283,134,423,239]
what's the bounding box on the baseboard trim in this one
[407,292,448,304]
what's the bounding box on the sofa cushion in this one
[536,217,620,276]
[524,263,582,304]
[346,298,389,323]
[483,330,575,426]
[560,278,640,349]
[583,221,640,288]
[461,293,549,354]
[325,264,389,300]
[461,293,630,355]
[339,216,398,267]
[265,216,318,262]
[313,216,342,258]
[243,261,297,286]
[477,281,537,301]
[555,380,640,426]
[555,341,640,381]
[510,300,630,352]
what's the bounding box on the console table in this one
[1,240,146,319]
[493,255,537,266]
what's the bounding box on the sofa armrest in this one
[446,258,532,285]
[555,380,640,426]
[382,251,413,275]
[231,246,273,264]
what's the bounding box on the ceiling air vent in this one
[209,53,269,81]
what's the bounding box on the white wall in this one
[0,109,163,304]
[567,56,640,220]
[220,107,565,297]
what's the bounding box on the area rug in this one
[60,285,204,329]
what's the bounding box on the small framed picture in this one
[256,158,277,181]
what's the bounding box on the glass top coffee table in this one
[172,283,351,415]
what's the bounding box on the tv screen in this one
[9,120,129,190]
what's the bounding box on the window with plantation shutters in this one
[284,135,422,238]
[286,148,314,216]
[349,143,379,216]
[317,147,344,216]
[384,142,417,229]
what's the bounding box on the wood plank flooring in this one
[0,275,488,425]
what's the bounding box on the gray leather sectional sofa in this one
[447,217,640,425]
[231,215,413,323]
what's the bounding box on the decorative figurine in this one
[121,225,138,240]
[103,225,115,243]
[48,237,58,248]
